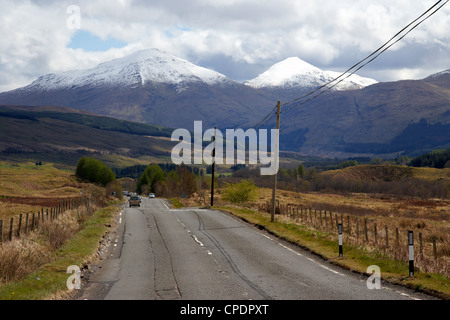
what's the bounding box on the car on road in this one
[149,193,155,199]
[129,196,141,207]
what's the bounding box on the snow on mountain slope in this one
[24,49,231,92]
[245,57,377,90]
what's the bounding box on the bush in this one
[222,180,257,204]
[75,157,116,186]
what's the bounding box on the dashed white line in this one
[192,234,205,247]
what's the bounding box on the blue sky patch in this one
[68,30,128,52]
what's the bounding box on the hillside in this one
[317,165,450,199]
[277,71,450,157]
[0,105,176,167]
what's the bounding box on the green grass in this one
[0,204,121,300]
[168,198,183,209]
[216,206,450,299]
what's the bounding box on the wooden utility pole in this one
[271,101,281,222]
[211,127,217,207]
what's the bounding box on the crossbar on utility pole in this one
[271,101,281,223]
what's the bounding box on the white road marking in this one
[192,234,205,247]
[255,227,345,276]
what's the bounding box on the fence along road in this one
[78,197,436,300]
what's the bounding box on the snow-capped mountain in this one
[245,57,377,91]
[0,48,448,158]
[24,49,231,93]
[0,49,274,129]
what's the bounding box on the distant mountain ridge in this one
[276,69,450,157]
[0,105,176,166]
[0,49,276,130]
[0,49,448,158]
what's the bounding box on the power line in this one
[281,0,449,115]
[253,0,448,127]
[253,104,278,129]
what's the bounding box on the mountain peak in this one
[426,69,450,79]
[245,57,322,89]
[25,48,231,92]
[245,57,377,91]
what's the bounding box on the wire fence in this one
[0,196,98,244]
[260,200,449,277]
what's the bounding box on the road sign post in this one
[408,230,414,277]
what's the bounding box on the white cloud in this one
[0,0,449,92]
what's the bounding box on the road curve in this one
[77,198,435,300]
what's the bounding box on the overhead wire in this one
[281,0,449,115]
[253,0,449,128]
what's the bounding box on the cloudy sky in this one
[0,0,449,92]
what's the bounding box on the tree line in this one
[409,148,450,169]
[136,164,205,198]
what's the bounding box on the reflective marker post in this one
[338,223,343,257]
[408,231,414,277]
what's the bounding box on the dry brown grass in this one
[0,202,100,285]
[0,238,50,284]
[0,162,106,224]
[247,188,449,276]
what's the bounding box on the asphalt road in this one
[77,198,435,300]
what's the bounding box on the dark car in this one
[129,196,141,207]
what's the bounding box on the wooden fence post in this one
[314,209,317,226]
[347,215,350,234]
[364,218,368,243]
[25,213,29,234]
[356,218,359,240]
[374,223,378,244]
[330,212,334,229]
[395,228,399,247]
[18,213,23,237]
[9,217,13,241]
[385,225,389,248]
[319,210,323,227]
[433,238,437,260]
[419,232,423,257]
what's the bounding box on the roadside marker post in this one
[338,223,343,257]
[408,231,414,277]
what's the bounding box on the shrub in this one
[75,157,116,186]
[222,180,257,204]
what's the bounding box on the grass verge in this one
[168,198,183,209]
[0,204,121,300]
[216,205,449,300]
